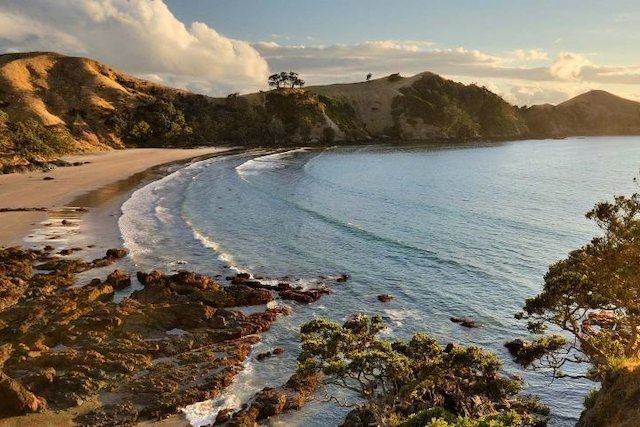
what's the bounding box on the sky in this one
[1,0,640,105]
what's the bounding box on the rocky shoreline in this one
[0,245,336,426]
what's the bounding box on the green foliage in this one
[265,89,323,141]
[402,407,532,427]
[392,74,525,139]
[504,336,567,368]
[0,110,8,127]
[583,388,599,409]
[517,194,640,382]
[113,99,193,146]
[318,95,367,140]
[9,119,73,158]
[298,315,548,426]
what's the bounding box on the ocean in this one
[119,136,640,426]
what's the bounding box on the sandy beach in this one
[0,148,226,246]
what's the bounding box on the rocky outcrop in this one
[450,316,479,328]
[229,273,333,304]
[0,246,331,424]
[0,371,46,416]
[223,373,320,425]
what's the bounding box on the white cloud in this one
[510,48,548,61]
[0,2,639,105]
[549,52,592,80]
[0,0,269,93]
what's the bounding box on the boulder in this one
[106,248,127,259]
[0,371,46,415]
[106,269,132,291]
[450,317,479,328]
[214,408,235,424]
[377,294,393,302]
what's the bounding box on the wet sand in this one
[0,148,226,246]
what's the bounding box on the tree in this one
[366,73,372,81]
[268,73,282,89]
[269,72,305,89]
[298,315,549,426]
[513,194,640,382]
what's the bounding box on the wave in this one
[119,156,223,261]
[183,217,243,273]
[235,148,310,178]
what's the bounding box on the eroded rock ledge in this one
[0,246,333,425]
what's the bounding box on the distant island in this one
[2,51,640,172]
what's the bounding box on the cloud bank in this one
[0,0,269,92]
[254,41,640,104]
[1,1,639,104]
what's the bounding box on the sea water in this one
[119,137,640,426]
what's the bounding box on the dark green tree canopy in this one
[298,315,548,426]
[514,194,640,381]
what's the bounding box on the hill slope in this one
[2,51,640,171]
[522,90,640,137]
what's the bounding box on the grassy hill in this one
[2,51,640,171]
[522,90,640,137]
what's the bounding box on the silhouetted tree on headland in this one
[268,71,305,89]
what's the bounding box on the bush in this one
[10,119,73,158]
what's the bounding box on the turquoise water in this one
[119,137,640,426]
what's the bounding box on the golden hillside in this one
[0,52,185,151]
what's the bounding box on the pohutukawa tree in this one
[268,71,305,89]
[298,315,549,426]
[512,193,640,382]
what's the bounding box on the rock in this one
[336,274,350,283]
[377,294,393,302]
[0,371,46,415]
[0,246,326,424]
[106,269,132,291]
[279,287,331,304]
[256,351,272,361]
[341,407,377,427]
[214,408,235,424]
[76,401,138,426]
[450,317,479,328]
[43,176,54,181]
[106,248,127,259]
[59,249,73,256]
[61,219,70,225]
[444,343,457,353]
[43,245,55,252]
[230,272,252,284]
[272,347,285,355]
[228,373,319,424]
[504,339,526,357]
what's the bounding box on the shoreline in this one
[0,147,231,247]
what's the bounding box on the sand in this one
[0,148,226,245]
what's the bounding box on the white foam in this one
[119,157,221,261]
[184,218,243,273]
[183,359,257,426]
[235,148,309,178]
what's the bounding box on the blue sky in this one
[1,0,640,104]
